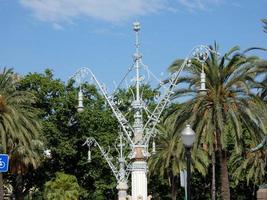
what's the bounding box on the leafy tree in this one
[19,70,119,199]
[43,172,80,200]
[18,69,66,119]
[0,68,42,199]
[166,44,266,200]
[19,69,164,199]
[114,84,159,122]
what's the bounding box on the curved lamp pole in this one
[181,125,196,200]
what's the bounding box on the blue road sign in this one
[0,154,9,172]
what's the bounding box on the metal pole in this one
[186,146,191,200]
[135,28,140,103]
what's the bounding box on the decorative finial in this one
[133,22,141,32]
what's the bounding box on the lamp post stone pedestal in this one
[257,188,267,200]
[117,181,129,200]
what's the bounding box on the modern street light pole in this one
[185,146,192,200]
[181,125,196,200]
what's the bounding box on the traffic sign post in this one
[0,154,9,172]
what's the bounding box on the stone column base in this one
[117,181,128,200]
[257,188,267,200]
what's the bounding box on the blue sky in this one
[0,0,267,88]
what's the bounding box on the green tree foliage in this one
[0,68,41,157]
[11,60,266,200]
[18,68,66,118]
[18,70,163,199]
[19,69,120,199]
[166,44,266,200]
[149,118,209,200]
[255,60,267,102]
[0,68,42,199]
[43,172,80,200]
[228,55,267,192]
[114,84,159,121]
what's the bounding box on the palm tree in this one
[258,63,267,102]
[230,147,265,186]
[166,44,266,200]
[10,140,43,199]
[229,61,267,188]
[250,60,267,127]
[149,119,208,200]
[262,19,267,33]
[0,68,42,199]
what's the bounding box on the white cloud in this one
[19,0,225,26]
[176,0,224,11]
[20,0,169,24]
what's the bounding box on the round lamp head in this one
[181,124,196,147]
[77,106,84,113]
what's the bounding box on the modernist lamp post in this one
[181,125,196,200]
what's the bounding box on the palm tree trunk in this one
[0,173,4,200]
[171,174,178,200]
[14,174,24,200]
[211,151,216,200]
[218,148,230,200]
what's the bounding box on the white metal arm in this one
[72,67,134,145]
[83,137,130,182]
[83,137,120,181]
[142,45,216,145]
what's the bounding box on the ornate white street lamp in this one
[70,22,217,200]
[181,125,196,200]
